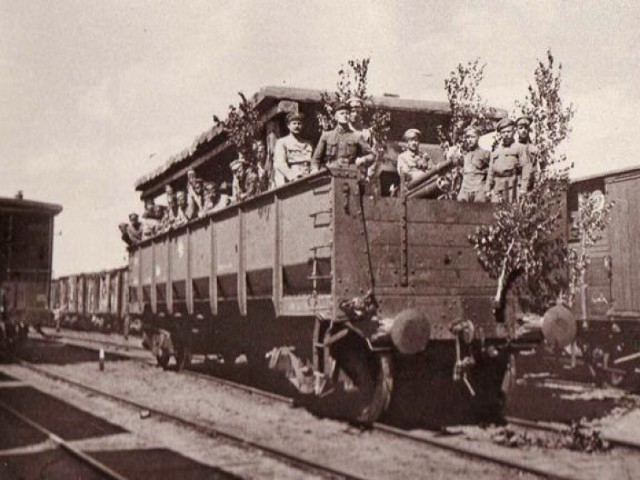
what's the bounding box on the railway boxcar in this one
[129,86,569,423]
[53,267,127,332]
[0,194,61,355]
[569,167,640,387]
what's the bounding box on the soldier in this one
[230,157,248,202]
[347,97,373,146]
[273,112,313,187]
[160,185,179,231]
[201,181,218,214]
[126,213,143,244]
[312,102,375,170]
[456,126,491,202]
[118,223,132,246]
[186,178,203,219]
[253,141,271,191]
[215,181,232,210]
[486,119,532,203]
[515,115,540,188]
[396,129,433,192]
[175,191,189,225]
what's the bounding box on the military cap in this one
[347,97,365,109]
[334,102,350,113]
[516,116,532,127]
[403,128,422,140]
[286,112,305,123]
[229,158,247,172]
[496,118,515,132]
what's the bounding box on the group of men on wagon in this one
[120,99,537,245]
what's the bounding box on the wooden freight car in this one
[0,194,61,356]
[130,86,568,423]
[569,166,640,387]
[52,267,128,332]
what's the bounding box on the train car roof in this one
[134,85,506,193]
[0,196,62,216]
[571,164,640,187]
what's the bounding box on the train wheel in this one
[330,335,393,424]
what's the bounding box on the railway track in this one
[14,358,365,480]
[44,332,640,448]
[32,331,640,479]
[0,397,127,480]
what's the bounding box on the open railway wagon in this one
[130,86,573,424]
[569,166,640,389]
[0,195,61,357]
[52,267,128,333]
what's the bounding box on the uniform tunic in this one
[487,142,532,202]
[457,147,490,202]
[396,150,432,190]
[273,134,313,186]
[312,125,373,169]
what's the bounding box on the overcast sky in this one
[2,0,639,276]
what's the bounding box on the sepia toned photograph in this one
[1,1,639,478]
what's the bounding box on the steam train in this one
[122,87,571,423]
[0,194,61,358]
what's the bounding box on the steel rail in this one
[0,398,128,480]
[16,360,364,480]
[44,332,639,478]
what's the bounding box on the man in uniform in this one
[273,112,313,187]
[126,213,143,244]
[396,128,433,192]
[515,115,540,189]
[312,102,375,171]
[174,191,189,225]
[348,97,373,146]
[230,157,248,202]
[456,126,491,202]
[486,118,532,202]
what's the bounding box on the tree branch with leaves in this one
[213,92,262,163]
[436,59,496,198]
[318,58,391,162]
[470,51,588,317]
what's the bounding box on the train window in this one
[156,283,166,302]
[128,287,138,303]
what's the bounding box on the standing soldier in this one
[396,129,433,192]
[486,119,532,202]
[515,116,540,188]
[456,126,491,202]
[348,97,373,146]
[312,102,375,171]
[273,113,313,187]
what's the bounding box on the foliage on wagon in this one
[317,58,391,161]
[469,50,610,314]
[437,59,496,199]
[213,92,262,163]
